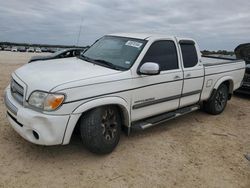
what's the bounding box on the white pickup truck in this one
[4,33,245,154]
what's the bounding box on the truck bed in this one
[199,55,245,101]
[201,55,242,67]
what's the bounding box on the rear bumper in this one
[4,87,70,145]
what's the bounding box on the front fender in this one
[62,96,130,144]
[72,96,129,114]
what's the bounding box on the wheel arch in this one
[214,76,234,95]
[62,96,130,145]
[206,77,234,102]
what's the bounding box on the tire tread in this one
[204,84,228,115]
[80,106,121,154]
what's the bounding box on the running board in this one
[131,105,200,131]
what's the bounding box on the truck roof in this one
[108,33,176,40]
[107,33,195,43]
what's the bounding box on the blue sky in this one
[0,0,250,50]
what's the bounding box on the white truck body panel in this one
[4,33,246,145]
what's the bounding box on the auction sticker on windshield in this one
[125,41,143,48]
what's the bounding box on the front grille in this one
[10,78,24,105]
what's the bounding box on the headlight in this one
[28,91,65,111]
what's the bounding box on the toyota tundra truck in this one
[4,33,246,154]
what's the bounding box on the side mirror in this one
[139,62,160,75]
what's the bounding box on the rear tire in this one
[80,106,121,154]
[204,84,229,115]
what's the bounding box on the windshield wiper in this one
[93,59,123,70]
[78,54,95,64]
[78,56,124,70]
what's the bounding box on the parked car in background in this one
[41,47,49,52]
[27,47,35,52]
[35,48,42,53]
[18,47,26,52]
[28,48,84,63]
[4,33,245,154]
[235,43,250,94]
[11,47,18,52]
[4,46,11,51]
[45,48,52,53]
[55,48,63,52]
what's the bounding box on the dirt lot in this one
[0,51,250,188]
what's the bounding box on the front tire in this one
[80,106,121,154]
[204,84,229,115]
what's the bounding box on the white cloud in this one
[0,0,249,50]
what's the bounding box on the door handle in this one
[185,73,191,78]
[174,75,181,80]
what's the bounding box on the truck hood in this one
[14,57,120,97]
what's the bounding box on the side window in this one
[141,40,178,71]
[180,43,198,68]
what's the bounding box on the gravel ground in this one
[0,51,250,188]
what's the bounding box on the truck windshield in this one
[81,36,147,70]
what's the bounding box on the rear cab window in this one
[179,40,198,68]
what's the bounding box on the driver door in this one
[131,40,183,121]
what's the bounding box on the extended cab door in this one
[131,39,183,121]
[178,40,204,107]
